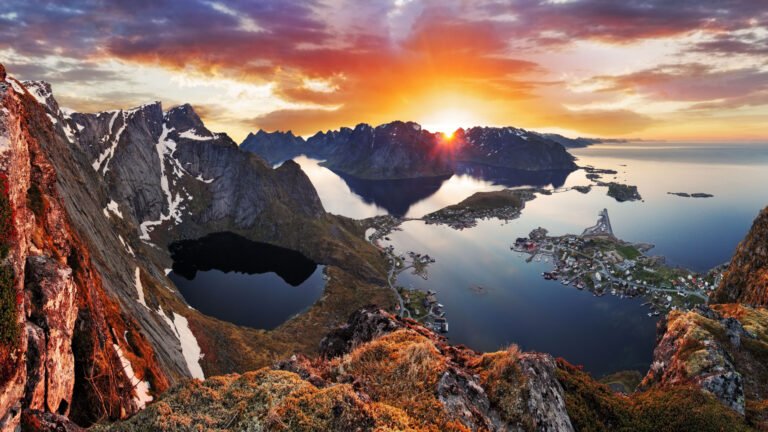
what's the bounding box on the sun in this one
[420,107,478,137]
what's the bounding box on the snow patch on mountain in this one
[139,124,184,240]
[134,267,148,309]
[92,110,128,173]
[112,343,154,409]
[105,200,123,219]
[172,312,205,379]
[179,129,212,141]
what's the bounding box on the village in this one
[364,216,448,332]
[511,209,721,314]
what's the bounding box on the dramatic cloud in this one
[590,64,768,103]
[0,0,766,140]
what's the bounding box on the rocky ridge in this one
[641,304,768,426]
[104,306,757,431]
[242,122,577,179]
[103,307,577,432]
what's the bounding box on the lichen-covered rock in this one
[1,66,172,428]
[640,304,768,420]
[517,353,574,431]
[95,369,415,432]
[437,367,503,431]
[641,307,744,413]
[23,324,46,410]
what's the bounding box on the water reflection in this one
[455,162,572,189]
[170,232,317,285]
[169,233,325,329]
[332,171,452,217]
[294,156,577,218]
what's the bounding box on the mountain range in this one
[241,122,578,179]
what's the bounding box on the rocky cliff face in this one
[0,66,393,430]
[712,206,768,306]
[242,122,577,180]
[1,70,173,430]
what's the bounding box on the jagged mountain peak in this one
[254,128,299,138]
[243,119,576,179]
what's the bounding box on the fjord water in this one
[297,142,768,376]
[168,233,325,330]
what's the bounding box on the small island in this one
[423,188,541,229]
[668,192,714,198]
[572,185,592,194]
[605,182,642,202]
[581,165,641,202]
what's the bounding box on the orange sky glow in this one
[1,0,767,142]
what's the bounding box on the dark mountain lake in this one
[293,143,768,377]
[168,232,325,329]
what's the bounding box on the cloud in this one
[690,33,768,56]
[0,0,766,138]
[588,63,768,104]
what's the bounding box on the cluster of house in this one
[424,205,525,230]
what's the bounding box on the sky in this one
[1,0,767,142]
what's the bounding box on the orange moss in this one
[335,329,467,431]
[556,358,632,432]
[472,345,536,427]
[630,386,753,432]
[556,358,755,432]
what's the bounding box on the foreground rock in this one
[641,304,768,426]
[712,206,768,306]
[102,307,576,432]
[103,306,754,432]
[2,68,171,429]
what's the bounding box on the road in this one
[368,232,410,318]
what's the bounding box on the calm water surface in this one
[295,142,768,376]
[169,233,326,330]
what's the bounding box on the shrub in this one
[0,174,13,260]
[0,265,19,347]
